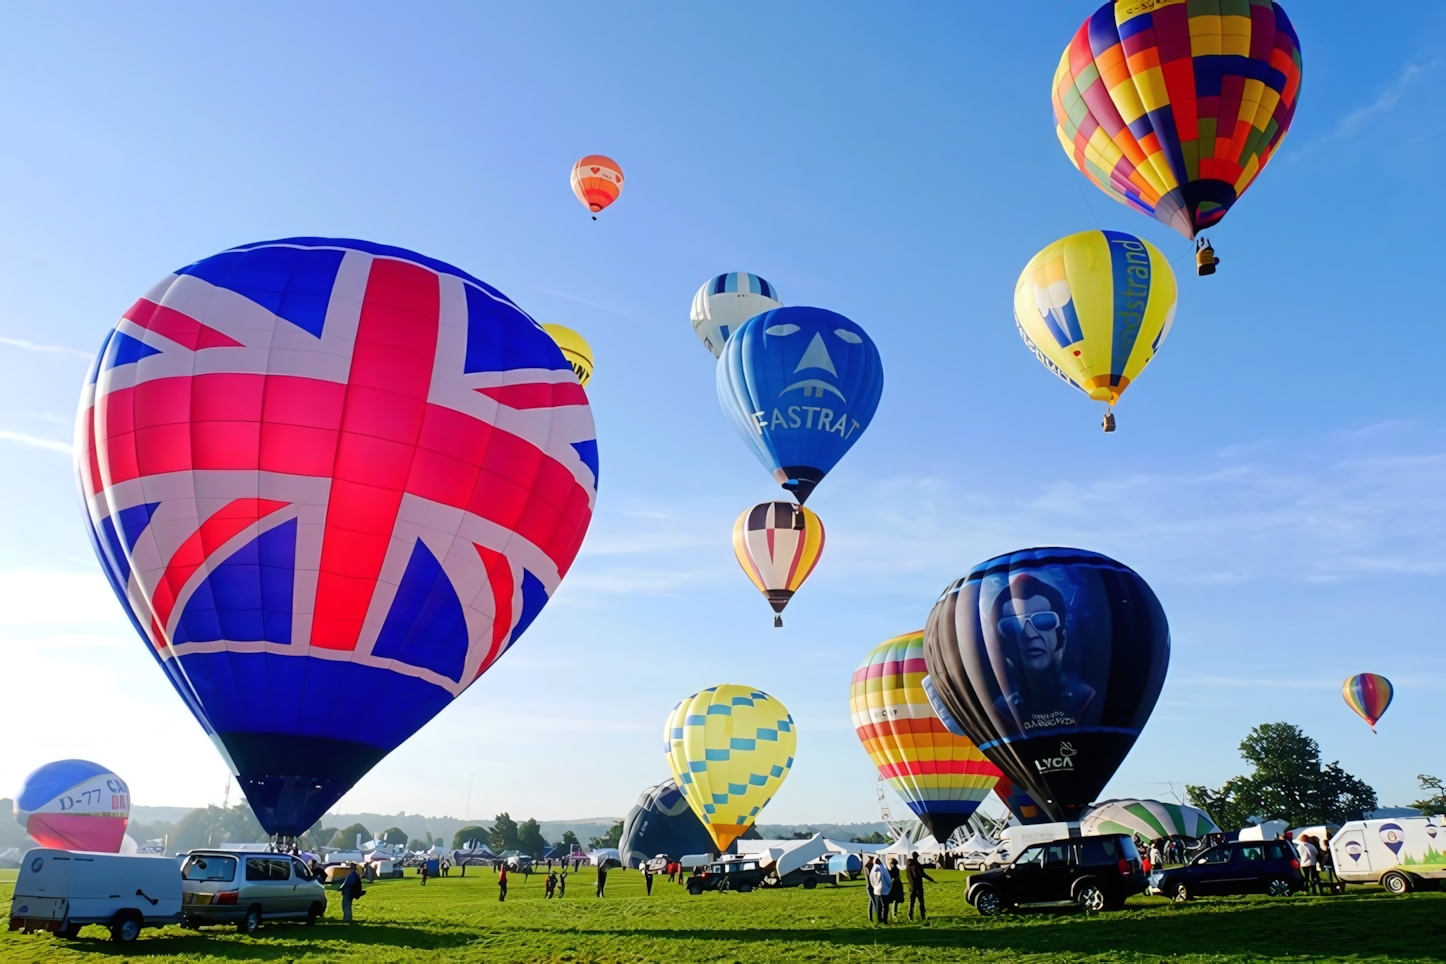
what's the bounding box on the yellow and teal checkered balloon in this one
[663,684,796,852]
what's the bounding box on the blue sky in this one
[1,1,1443,826]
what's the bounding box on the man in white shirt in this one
[1295,837,1319,894]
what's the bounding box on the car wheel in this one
[109,911,142,943]
[972,885,1004,917]
[1077,884,1106,913]
[1172,882,1190,904]
[737,882,753,893]
[1267,878,1293,898]
[688,883,703,896]
[803,878,817,890]
[307,902,323,925]
[59,922,82,939]
[237,905,262,935]
[1381,871,1413,896]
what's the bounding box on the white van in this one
[984,822,1075,868]
[1330,816,1445,894]
[7,848,183,942]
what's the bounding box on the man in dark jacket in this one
[905,853,936,921]
[340,863,363,922]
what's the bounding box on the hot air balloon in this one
[663,684,795,852]
[690,273,783,358]
[619,778,726,868]
[571,155,624,218]
[542,323,595,387]
[1081,798,1219,841]
[717,307,883,503]
[732,501,824,627]
[1342,673,1393,732]
[923,547,1170,824]
[15,760,129,852]
[1014,230,1177,432]
[923,677,1050,824]
[850,632,1000,845]
[76,238,598,838]
[1052,0,1302,273]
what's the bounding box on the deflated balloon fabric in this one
[923,547,1169,823]
[717,306,883,504]
[1053,0,1302,240]
[76,238,598,836]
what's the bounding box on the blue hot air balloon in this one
[923,548,1170,823]
[717,307,883,503]
[618,778,726,868]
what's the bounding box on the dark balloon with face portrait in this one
[923,548,1169,823]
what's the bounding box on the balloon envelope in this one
[542,324,595,387]
[15,760,130,852]
[732,501,824,626]
[571,155,624,214]
[690,273,782,358]
[850,632,999,844]
[664,685,795,852]
[77,238,598,836]
[1014,230,1177,411]
[1342,673,1393,730]
[923,547,1170,823]
[1053,1,1302,240]
[1081,798,1219,841]
[717,307,883,503]
[990,774,1052,826]
[618,778,724,868]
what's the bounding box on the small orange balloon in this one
[571,155,623,214]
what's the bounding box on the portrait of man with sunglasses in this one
[987,573,1098,732]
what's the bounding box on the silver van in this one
[180,851,327,932]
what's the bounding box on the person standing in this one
[420,862,429,886]
[340,863,362,923]
[906,853,935,922]
[498,864,509,902]
[1296,835,1319,895]
[864,856,877,923]
[888,859,904,917]
[545,871,557,898]
[644,867,654,895]
[868,856,892,923]
[596,863,609,897]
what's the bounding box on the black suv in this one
[967,834,1144,915]
[687,857,767,894]
[1148,840,1304,902]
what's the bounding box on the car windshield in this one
[182,854,236,882]
[1014,845,1046,866]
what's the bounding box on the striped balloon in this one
[850,631,999,844]
[570,155,624,215]
[1342,673,1393,731]
[732,502,824,627]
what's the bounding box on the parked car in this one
[7,849,183,942]
[180,850,327,932]
[1331,816,1445,894]
[966,833,1144,915]
[1148,839,1303,901]
[688,856,768,894]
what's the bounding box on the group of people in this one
[1136,835,1190,872]
[864,853,934,924]
[1293,832,1336,895]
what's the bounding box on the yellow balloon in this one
[542,323,594,387]
[1013,230,1177,412]
[664,684,796,852]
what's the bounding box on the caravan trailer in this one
[1330,816,1445,894]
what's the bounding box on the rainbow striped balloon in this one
[1342,673,1393,732]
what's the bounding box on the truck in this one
[7,848,183,942]
[1330,815,1445,894]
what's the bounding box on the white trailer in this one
[1330,816,1445,894]
[7,848,183,942]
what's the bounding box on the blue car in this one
[1148,840,1304,902]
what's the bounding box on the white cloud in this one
[0,571,130,627]
[0,334,93,359]
[0,430,72,455]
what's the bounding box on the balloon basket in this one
[774,615,782,628]
[1195,238,1219,276]
[1102,411,1116,433]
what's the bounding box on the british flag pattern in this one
[75,238,597,833]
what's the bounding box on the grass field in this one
[1,865,1443,963]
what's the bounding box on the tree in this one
[379,827,408,846]
[1187,722,1377,830]
[453,825,491,850]
[1410,775,1446,815]
[490,813,521,852]
[173,804,268,852]
[740,825,762,840]
[300,823,336,852]
[408,833,435,852]
[559,830,580,852]
[331,823,371,850]
[850,831,889,844]
[589,820,623,850]
[517,818,547,857]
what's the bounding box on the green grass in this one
[1,865,1442,963]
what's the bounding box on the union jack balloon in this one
[76,239,599,836]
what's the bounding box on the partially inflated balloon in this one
[1081,798,1219,841]
[77,238,598,836]
[15,760,130,852]
[717,307,883,503]
[690,273,783,359]
[1342,673,1393,732]
[543,324,594,387]
[571,155,624,215]
[924,548,1170,823]
[618,778,724,868]
[664,685,795,852]
[1053,0,1302,241]
[732,502,824,627]
[1014,230,1177,418]
[850,632,999,844]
